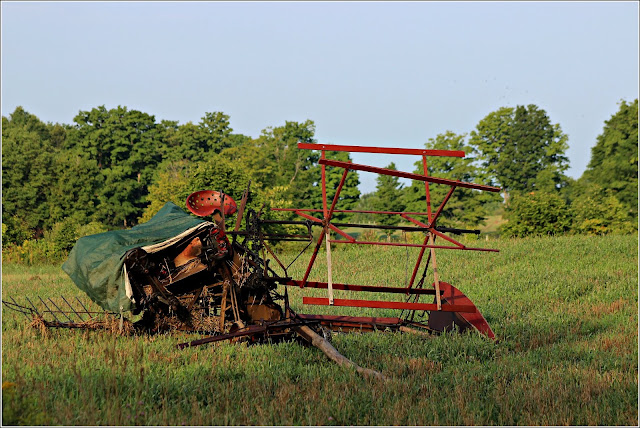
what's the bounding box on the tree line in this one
[2,99,637,259]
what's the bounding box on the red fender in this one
[428,281,495,340]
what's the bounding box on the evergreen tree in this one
[371,162,405,234]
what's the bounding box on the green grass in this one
[2,234,638,425]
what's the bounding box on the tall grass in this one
[2,234,638,425]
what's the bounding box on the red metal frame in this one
[273,142,501,338]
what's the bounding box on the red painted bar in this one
[282,279,439,294]
[274,208,431,216]
[297,313,402,325]
[319,159,501,192]
[297,142,466,157]
[329,239,500,252]
[293,210,355,242]
[303,297,476,313]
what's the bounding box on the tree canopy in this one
[469,104,569,195]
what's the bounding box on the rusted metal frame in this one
[427,186,456,228]
[262,240,288,277]
[303,297,476,313]
[297,142,466,158]
[422,155,432,223]
[319,159,501,192]
[234,180,251,232]
[327,239,499,252]
[281,279,441,295]
[402,214,465,249]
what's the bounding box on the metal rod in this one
[303,297,476,313]
[282,279,441,295]
[422,155,432,223]
[38,296,62,323]
[328,239,499,252]
[297,142,466,157]
[61,296,86,322]
[9,297,32,319]
[48,298,75,323]
[318,159,501,192]
[428,186,457,227]
[25,297,41,317]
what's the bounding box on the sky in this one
[2,1,638,194]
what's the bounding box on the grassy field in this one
[2,234,638,425]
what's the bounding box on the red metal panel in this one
[297,142,465,158]
[282,279,439,294]
[319,159,501,192]
[303,297,477,313]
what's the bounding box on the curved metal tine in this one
[7,297,33,318]
[24,296,42,317]
[38,296,62,323]
[74,297,94,320]
[48,298,74,323]
[61,296,86,322]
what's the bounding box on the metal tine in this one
[48,298,75,323]
[8,296,33,319]
[38,296,62,324]
[61,296,86,322]
[75,297,94,320]
[25,296,42,317]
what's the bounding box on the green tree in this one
[1,108,57,238]
[580,99,638,218]
[469,104,569,196]
[501,191,573,237]
[371,162,405,233]
[403,131,498,228]
[244,120,320,207]
[66,105,164,227]
[570,184,636,235]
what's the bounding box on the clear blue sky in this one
[2,1,638,194]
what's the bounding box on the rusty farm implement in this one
[3,142,501,377]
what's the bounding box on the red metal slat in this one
[319,159,501,192]
[297,313,402,325]
[328,239,500,252]
[282,279,438,294]
[302,297,477,313]
[297,142,466,157]
[274,208,432,216]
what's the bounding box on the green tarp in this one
[62,202,207,313]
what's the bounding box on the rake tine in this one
[38,296,62,324]
[61,296,85,322]
[48,298,74,323]
[9,296,33,319]
[75,297,94,320]
[25,296,42,317]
